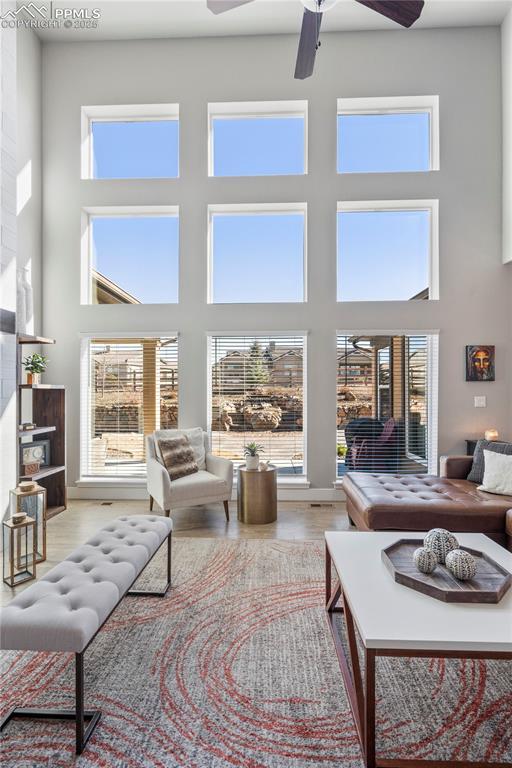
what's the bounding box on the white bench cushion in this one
[0,515,172,654]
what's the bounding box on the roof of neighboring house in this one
[213,350,249,365]
[92,270,141,305]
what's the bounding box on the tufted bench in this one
[343,466,512,549]
[0,514,172,754]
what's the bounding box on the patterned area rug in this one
[0,538,510,767]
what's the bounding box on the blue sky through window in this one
[212,117,305,176]
[92,216,179,303]
[92,120,179,178]
[90,113,431,304]
[212,213,304,303]
[337,210,430,301]
[337,112,430,173]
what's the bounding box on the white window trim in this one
[206,332,308,480]
[336,199,439,302]
[208,100,308,177]
[207,202,307,304]
[335,329,439,484]
[79,331,179,482]
[337,95,440,173]
[80,205,179,305]
[81,103,179,180]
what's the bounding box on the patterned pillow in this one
[466,440,512,484]
[157,436,198,481]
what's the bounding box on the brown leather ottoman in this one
[343,469,512,548]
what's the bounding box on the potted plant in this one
[23,353,48,386]
[337,444,347,459]
[244,442,264,471]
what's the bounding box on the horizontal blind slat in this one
[337,333,436,477]
[82,337,178,478]
[210,334,305,475]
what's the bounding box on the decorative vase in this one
[424,528,459,564]
[245,455,259,470]
[413,547,438,574]
[445,549,477,581]
[26,373,40,386]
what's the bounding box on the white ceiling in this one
[34,0,512,42]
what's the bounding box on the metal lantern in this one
[9,481,46,563]
[3,516,37,587]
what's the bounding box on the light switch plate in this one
[474,396,487,408]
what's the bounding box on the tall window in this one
[209,334,305,475]
[82,207,179,305]
[336,333,438,477]
[208,204,306,303]
[337,95,439,173]
[209,101,307,176]
[337,201,438,302]
[81,104,179,179]
[81,336,178,478]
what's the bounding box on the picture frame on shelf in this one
[20,439,50,469]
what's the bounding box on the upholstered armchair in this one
[146,428,233,520]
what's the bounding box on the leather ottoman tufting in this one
[343,456,512,549]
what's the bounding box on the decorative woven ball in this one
[413,547,438,574]
[423,528,459,564]
[445,549,477,581]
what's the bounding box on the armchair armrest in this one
[206,453,233,496]
[439,455,473,480]
[146,454,172,511]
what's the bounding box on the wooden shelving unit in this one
[17,334,67,520]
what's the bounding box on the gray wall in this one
[40,27,512,494]
[504,10,512,265]
[0,11,17,516]
[17,29,42,335]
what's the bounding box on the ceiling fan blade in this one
[294,8,323,80]
[354,0,425,28]
[207,0,254,14]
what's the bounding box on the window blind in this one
[336,333,438,477]
[81,336,178,478]
[209,334,305,475]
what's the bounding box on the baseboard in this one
[67,485,346,503]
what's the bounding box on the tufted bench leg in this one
[128,531,172,597]
[0,652,101,755]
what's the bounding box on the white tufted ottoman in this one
[0,514,172,754]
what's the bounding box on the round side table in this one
[237,465,277,525]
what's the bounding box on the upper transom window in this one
[337,200,439,302]
[208,203,306,304]
[81,104,179,179]
[81,206,179,305]
[337,96,439,174]
[208,101,307,177]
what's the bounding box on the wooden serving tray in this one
[382,539,512,604]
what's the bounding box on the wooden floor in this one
[1,499,349,606]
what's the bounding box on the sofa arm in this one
[147,455,172,512]
[439,455,473,480]
[206,453,233,496]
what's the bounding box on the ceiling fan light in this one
[301,0,339,13]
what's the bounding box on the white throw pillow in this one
[154,427,206,470]
[478,449,512,496]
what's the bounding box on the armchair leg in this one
[149,495,154,511]
[223,500,230,521]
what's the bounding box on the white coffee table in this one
[324,531,512,768]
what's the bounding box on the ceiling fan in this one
[207,0,425,79]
